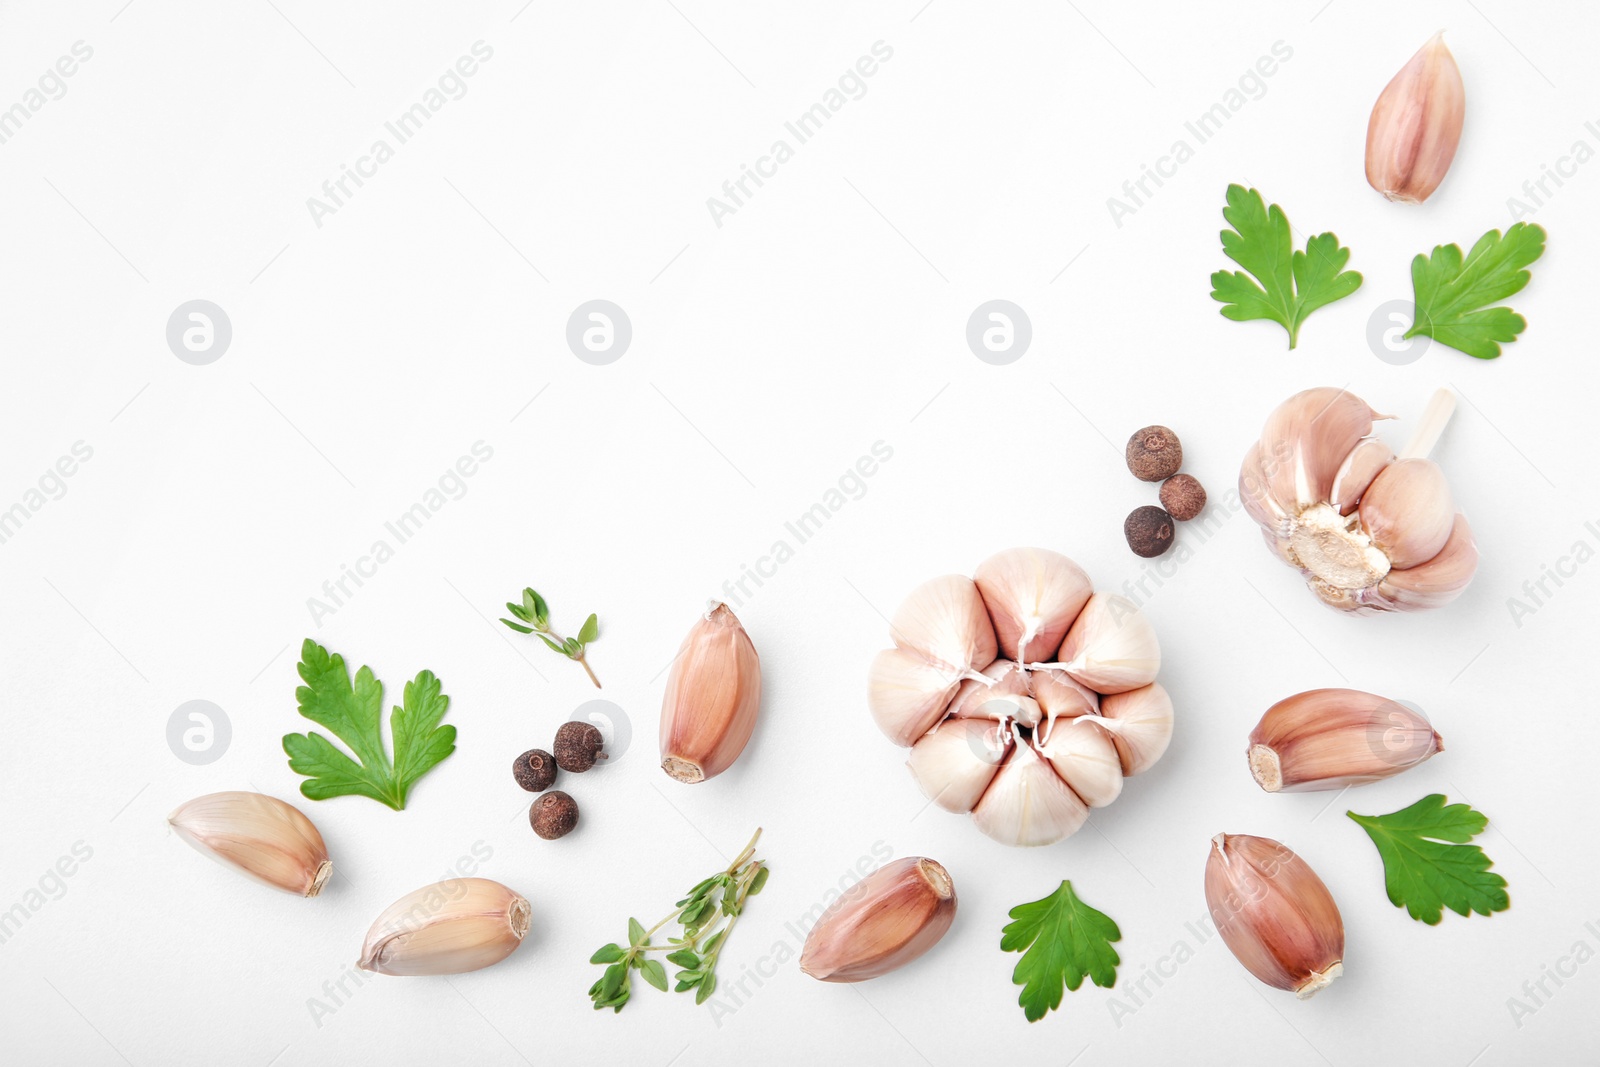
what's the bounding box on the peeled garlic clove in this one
[973,547,1093,663]
[800,857,957,982]
[1259,388,1386,511]
[168,791,332,897]
[1096,682,1174,776]
[659,602,762,783]
[1371,513,1478,610]
[1358,458,1455,569]
[1248,688,1441,792]
[1205,835,1344,998]
[971,739,1088,847]
[948,660,1040,727]
[906,718,1010,814]
[1052,593,1160,695]
[1029,667,1098,729]
[890,574,998,676]
[1329,438,1394,515]
[1036,718,1123,808]
[867,648,960,747]
[1366,32,1465,204]
[358,878,531,976]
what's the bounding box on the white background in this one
[2,0,1597,1064]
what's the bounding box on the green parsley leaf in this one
[1348,794,1510,925]
[1210,184,1363,349]
[1405,223,1546,358]
[1001,880,1121,1023]
[282,639,456,810]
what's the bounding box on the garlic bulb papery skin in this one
[1366,32,1466,204]
[1249,689,1442,792]
[358,878,531,976]
[974,547,1092,663]
[659,602,762,783]
[1205,835,1345,999]
[800,858,957,982]
[868,549,1173,846]
[1240,387,1477,614]
[168,791,332,897]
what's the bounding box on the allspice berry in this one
[1125,505,1176,558]
[512,749,557,793]
[1126,425,1183,482]
[530,791,579,840]
[553,721,605,773]
[1159,474,1207,521]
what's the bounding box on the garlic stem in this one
[1399,388,1456,460]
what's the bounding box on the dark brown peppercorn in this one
[1125,506,1176,558]
[1125,426,1183,482]
[512,749,557,792]
[553,721,606,773]
[1159,474,1207,521]
[530,791,579,839]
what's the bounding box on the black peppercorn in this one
[512,749,557,792]
[1126,426,1183,482]
[1125,505,1176,558]
[553,721,605,773]
[530,791,579,839]
[1159,474,1207,521]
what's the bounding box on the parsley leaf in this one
[1405,223,1546,359]
[282,639,456,810]
[1210,184,1363,349]
[1348,794,1509,925]
[1001,880,1120,1023]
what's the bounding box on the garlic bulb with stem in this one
[1205,834,1344,998]
[800,858,957,982]
[659,602,762,783]
[168,791,332,897]
[1240,387,1477,613]
[1366,32,1466,204]
[358,878,531,976]
[1248,688,1442,792]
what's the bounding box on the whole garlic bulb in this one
[1240,387,1478,613]
[867,547,1173,847]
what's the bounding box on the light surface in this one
[1,1,1596,1065]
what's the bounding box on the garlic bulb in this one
[359,878,531,976]
[168,791,332,897]
[659,602,762,783]
[1249,688,1442,792]
[1205,834,1344,998]
[1240,387,1478,613]
[800,858,956,982]
[868,548,1173,846]
[1365,32,1466,204]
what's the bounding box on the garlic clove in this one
[948,659,1040,728]
[867,648,961,747]
[970,738,1089,846]
[1239,442,1289,533]
[1248,688,1441,792]
[1258,388,1387,512]
[1205,834,1344,998]
[1358,458,1455,570]
[1365,32,1466,204]
[1329,437,1394,515]
[168,791,332,897]
[973,547,1093,663]
[890,574,999,677]
[1096,683,1174,775]
[906,718,1011,814]
[1029,667,1099,729]
[659,602,762,783]
[1036,718,1123,808]
[358,878,531,976]
[1050,593,1160,695]
[800,857,957,982]
[1372,512,1478,610]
